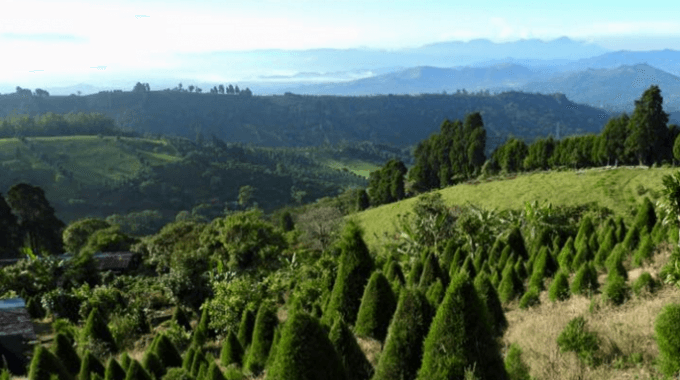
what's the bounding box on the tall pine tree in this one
[625,85,670,166]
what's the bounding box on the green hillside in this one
[353,165,675,254]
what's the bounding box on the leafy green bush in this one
[570,262,598,296]
[631,272,658,297]
[504,343,531,380]
[557,316,600,366]
[518,286,540,309]
[62,217,112,255]
[602,271,630,306]
[41,287,83,324]
[549,270,571,302]
[354,270,397,342]
[266,310,346,380]
[498,262,522,304]
[654,303,680,376]
[384,260,405,287]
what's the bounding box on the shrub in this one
[181,346,196,371]
[498,262,522,304]
[50,332,81,376]
[321,219,374,327]
[120,352,132,371]
[236,308,256,349]
[459,256,477,278]
[632,233,654,268]
[328,318,373,380]
[505,225,529,260]
[27,295,46,319]
[205,362,226,380]
[354,271,397,342]
[504,343,531,380]
[570,244,592,273]
[557,237,576,272]
[78,350,106,380]
[384,260,405,287]
[142,350,165,380]
[416,272,507,380]
[220,331,243,367]
[28,345,74,380]
[634,197,657,235]
[602,272,630,306]
[570,262,597,296]
[622,224,641,252]
[631,272,658,297]
[441,238,460,271]
[373,288,432,380]
[497,246,512,273]
[518,286,540,309]
[549,270,571,302]
[529,247,550,290]
[654,303,680,376]
[575,215,596,251]
[243,303,278,375]
[266,310,346,380]
[161,368,196,380]
[190,350,206,377]
[473,272,508,338]
[266,325,281,368]
[419,252,446,288]
[80,307,118,355]
[173,306,192,332]
[104,357,127,380]
[556,316,600,366]
[425,278,445,308]
[407,259,424,287]
[153,333,183,371]
[605,244,628,280]
[124,360,152,380]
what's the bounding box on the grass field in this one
[351,165,680,254]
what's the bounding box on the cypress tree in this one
[407,259,424,287]
[266,325,281,367]
[419,252,446,288]
[472,247,485,274]
[321,219,374,327]
[529,247,550,290]
[190,350,206,378]
[152,333,182,371]
[267,310,346,380]
[588,233,599,253]
[548,270,571,302]
[354,271,397,342]
[119,352,131,371]
[328,318,373,380]
[632,233,655,268]
[506,225,529,260]
[416,272,507,380]
[473,272,508,338]
[81,307,117,354]
[450,247,467,273]
[655,303,680,376]
[441,238,460,271]
[141,350,165,380]
[513,259,527,283]
[104,357,126,380]
[384,260,406,287]
[425,278,445,308]
[498,260,522,304]
[181,346,195,371]
[237,308,256,349]
[172,306,192,332]
[519,286,541,309]
[244,303,278,375]
[205,362,226,380]
[624,85,670,165]
[28,345,74,380]
[570,243,592,272]
[220,331,243,367]
[575,215,595,251]
[79,350,105,380]
[373,288,432,380]
[459,255,477,279]
[615,216,627,243]
[123,360,152,380]
[594,227,617,269]
[497,246,511,271]
[197,362,208,380]
[50,332,81,376]
[557,237,576,272]
[623,224,642,252]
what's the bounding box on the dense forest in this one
[2,84,680,379]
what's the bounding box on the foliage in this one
[207,276,266,338]
[328,318,374,380]
[570,262,599,296]
[79,350,106,380]
[631,272,658,297]
[28,345,74,380]
[220,331,243,367]
[41,287,83,324]
[104,357,127,380]
[367,158,408,206]
[153,333,183,372]
[266,310,346,380]
[654,303,680,376]
[161,368,196,380]
[62,217,112,255]
[632,233,654,268]
[353,270,397,342]
[243,302,278,375]
[124,359,152,380]
[79,225,138,258]
[504,343,531,380]
[50,332,81,376]
[624,85,670,165]
[602,271,630,306]
[373,288,432,380]
[142,350,165,380]
[557,316,600,366]
[473,272,508,337]
[519,286,540,310]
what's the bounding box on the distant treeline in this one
[0,112,139,139]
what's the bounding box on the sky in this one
[2,0,680,90]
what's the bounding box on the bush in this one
[557,237,576,272]
[498,262,522,304]
[632,233,654,268]
[78,350,106,380]
[373,288,432,380]
[529,247,550,290]
[504,343,531,380]
[153,333,183,371]
[181,346,196,371]
[654,303,680,376]
[416,272,507,380]
[266,310,346,380]
[549,270,571,302]
[50,332,81,376]
[602,272,630,306]
[570,244,592,273]
[570,262,598,296]
[518,286,540,309]
[419,252,446,288]
[205,362,226,380]
[173,306,193,332]
[557,316,600,366]
[473,272,508,338]
[425,278,445,308]
[384,260,405,287]
[220,331,243,367]
[120,352,132,371]
[237,308,256,349]
[631,272,658,297]
[104,357,127,380]
[354,271,397,342]
[622,224,641,252]
[27,295,46,319]
[407,259,424,287]
[142,350,165,380]
[161,368,196,380]
[124,359,152,380]
[80,307,118,356]
[28,345,74,380]
[328,318,373,380]
[243,303,278,375]
[634,197,656,234]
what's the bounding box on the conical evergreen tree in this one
[407,259,424,287]
[328,318,373,380]
[615,216,627,243]
[548,270,571,302]
[237,308,256,349]
[123,360,152,380]
[190,350,206,377]
[498,261,521,304]
[267,310,346,380]
[419,252,446,288]
[570,243,592,272]
[152,333,182,371]
[384,260,406,287]
[79,350,105,380]
[497,246,511,273]
[181,346,196,371]
[450,247,467,273]
[192,306,211,347]
[28,345,74,380]
[50,332,81,376]
[594,227,617,269]
[119,352,132,371]
[244,303,278,375]
[557,236,576,272]
[321,219,374,326]
[104,357,127,380]
[266,325,282,368]
[372,288,433,380]
[416,272,507,380]
[505,225,529,260]
[141,350,165,380]
[529,247,550,290]
[458,255,477,278]
[197,362,208,380]
[172,306,192,332]
[473,272,508,338]
[354,271,397,342]
[27,296,46,320]
[205,361,226,380]
[220,331,243,367]
[632,233,655,267]
[634,198,658,235]
[441,238,460,272]
[425,278,445,308]
[81,307,117,354]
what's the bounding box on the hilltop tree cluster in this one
[167,82,253,96]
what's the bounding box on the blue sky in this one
[2,0,680,88]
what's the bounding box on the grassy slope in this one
[351,166,679,254]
